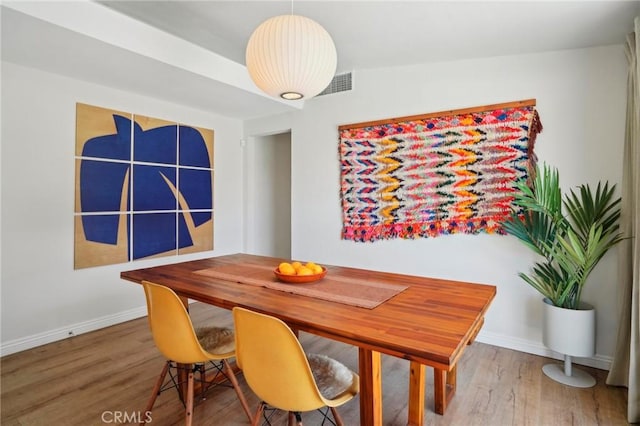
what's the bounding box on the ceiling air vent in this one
[318,72,352,97]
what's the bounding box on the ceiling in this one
[3,1,639,120]
[99,0,639,73]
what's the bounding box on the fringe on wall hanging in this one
[338,99,543,242]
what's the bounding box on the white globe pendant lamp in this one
[246,14,337,100]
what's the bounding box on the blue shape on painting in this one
[133,122,177,164]
[190,211,213,227]
[133,213,176,259]
[133,165,177,211]
[82,115,132,161]
[80,160,130,212]
[179,168,212,213]
[82,214,120,244]
[80,115,213,260]
[179,126,210,168]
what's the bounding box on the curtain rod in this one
[338,98,537,131]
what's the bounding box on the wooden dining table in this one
[121,253,496,425]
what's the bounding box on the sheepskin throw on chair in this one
[338,100,542,242]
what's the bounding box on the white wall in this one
[246,45,627,369]
[1,62,244,354]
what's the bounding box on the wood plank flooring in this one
[1,303,630,425]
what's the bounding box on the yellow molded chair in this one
[232,307,360,426]
[141,281,253,426]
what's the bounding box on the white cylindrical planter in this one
[541,298,596,388]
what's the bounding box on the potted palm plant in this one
[502,163,623,387]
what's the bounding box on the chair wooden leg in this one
[198,363,208,399]
[223,359,253,423]
[140,361,170,425]
[185,370,195,426]
[330,407,343,426]
[251,402,265,426]
[290,411,302,426]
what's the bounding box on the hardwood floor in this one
[1,303,629,425]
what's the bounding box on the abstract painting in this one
[74,103,214,269]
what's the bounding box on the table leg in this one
[407,361,425,425]
[434,364,457,415]
[358,348,382,425]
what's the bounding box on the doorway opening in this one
[243,132,291,259]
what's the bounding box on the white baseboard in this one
[1,309,613,371]
[0,305,148,357]
[476,330,612,371]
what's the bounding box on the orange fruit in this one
[278,262,296,275]
[305,261,323,274]
[291,261,303,271]
[311,264,323,274]
[297,267,313,276]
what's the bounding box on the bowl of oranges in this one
[274,261,327,284]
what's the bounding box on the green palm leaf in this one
[503,163,623,309]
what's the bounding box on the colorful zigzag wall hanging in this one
[338,99,543,242]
